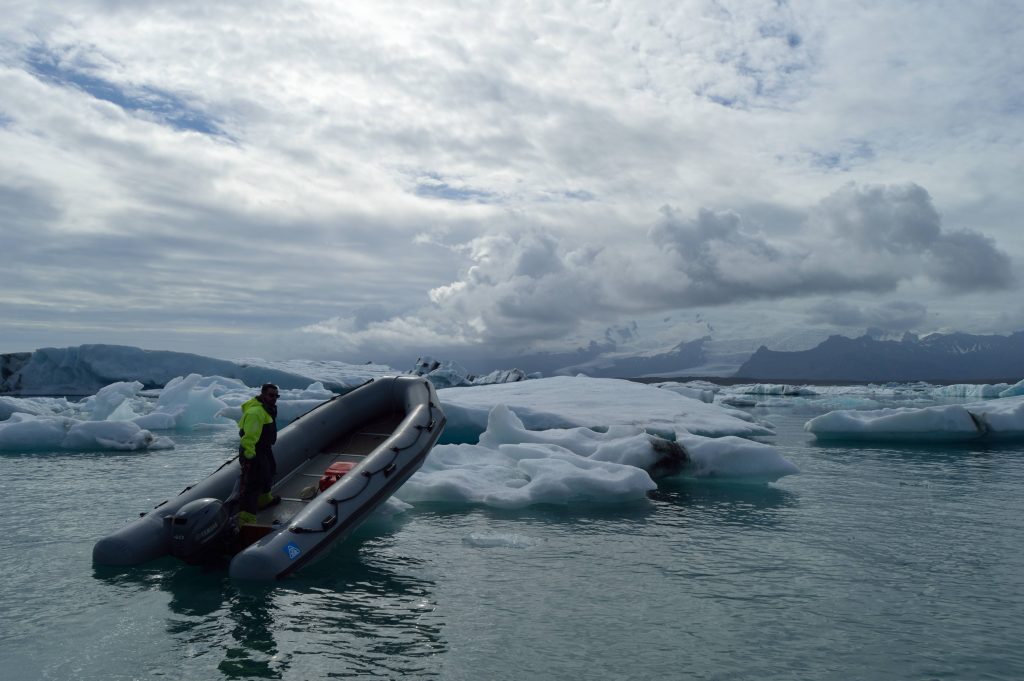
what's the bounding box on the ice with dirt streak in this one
[397,400,798,510]
[805,394,1024,442]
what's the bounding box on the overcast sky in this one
[1,0,1022,368]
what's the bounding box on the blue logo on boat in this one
[284,542,302,561]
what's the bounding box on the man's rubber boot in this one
[258,492,281,509]
[238,511,258,527]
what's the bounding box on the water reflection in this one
[219,585,280,680]
[94,535,447,679]
[650,478,798,528]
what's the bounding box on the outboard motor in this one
[168,498,236,564]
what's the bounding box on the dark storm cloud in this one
[927,229,1014,291]
[806,299,928,331]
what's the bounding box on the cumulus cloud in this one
[0,1,1021,360]
[300,182,1014,359]
[927,229,1014,291]
[814,183,941,253]
[814,183,1014,291]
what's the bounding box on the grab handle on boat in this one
[289,471,372,534]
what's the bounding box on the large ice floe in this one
[438,376,773,441]
[398,397,798,509]
[805,394,1024,442]
[399,376,800,508]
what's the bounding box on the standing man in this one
[237,383,281,526]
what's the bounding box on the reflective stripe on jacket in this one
[238,397,275,459]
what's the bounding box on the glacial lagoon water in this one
[1,403,1023,680]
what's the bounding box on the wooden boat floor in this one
[255,413,404,526]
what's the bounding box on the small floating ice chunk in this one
[463,533,535,548]
[998,379,1024,398]
[719,396,758,408]
[0,396,66,421]
[293,382,336,400]
[141,374,236,429]
[63,420,174,450]
[732,384,818,396]
[650,382,716,403]
[132,411,180,430]
[677,433,800,483]
[805,403,992,441]
[0,413,173,451]
[0,413,68,449]
[82,381,145,420]
[932,383,1010,399]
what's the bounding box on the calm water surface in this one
[1,404,1022,680]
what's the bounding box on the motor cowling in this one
[168,498,235,564]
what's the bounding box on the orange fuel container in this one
[318,461,355,492]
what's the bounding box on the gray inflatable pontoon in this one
[93,376,446,580]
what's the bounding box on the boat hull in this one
[93,376,446,579]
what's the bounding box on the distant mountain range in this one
[734,332,1024,382]
[0,345,352,395]
[548,338,709,378]
[513,330,1024,382]
[5,332,1022,391]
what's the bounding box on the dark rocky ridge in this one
[734,332,1024,382]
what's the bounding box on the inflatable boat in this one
[93,376,446,580]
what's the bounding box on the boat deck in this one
[252,413,404,529]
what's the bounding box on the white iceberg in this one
[805,395,1024,441]
[931,383,1010,399]
[0,413,173,452]
[438,375,772,442]
[398,401,798,509]
[998,379,1024,398]
[647,381,716,403]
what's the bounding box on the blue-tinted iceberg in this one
[805,395,1024,441]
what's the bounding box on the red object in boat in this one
[318,461,355,492]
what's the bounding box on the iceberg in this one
[998,379,1024,398]
[437,375,773,442]
[805,395,1024,442]
[411,356,535,388]
[398,401,798,509]
[647,381,716,403]
[732,383,819,396]
[0,395,71,421]
[0,413,173,452]
[676,433,801,482]
[931,383,1010,399]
